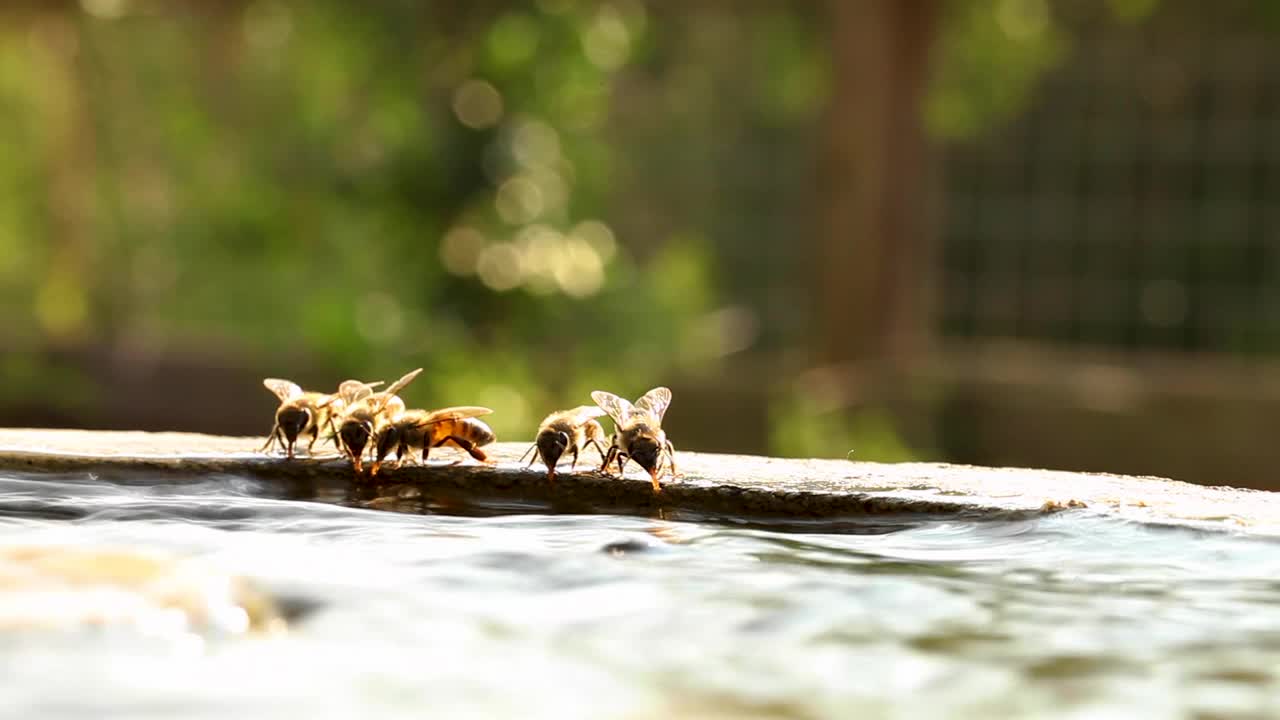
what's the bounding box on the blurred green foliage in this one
[0,0,724,437]
[928,0,1068,139]
[3,0,1245,455]
[769,395,917,463]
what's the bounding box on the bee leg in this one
[519,444,537,466]
[588,439,608,464]
[260,423,281,453]
[600,445,618,474]
[421,443,431,464]
[569,446,580,472]
[665,439,680,478]
[616,452,628,477]
[446,436,490,463]
[306,433,319,456]
[372,448,397,476]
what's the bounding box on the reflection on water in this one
[3,470,1280,718]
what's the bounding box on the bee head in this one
[277,406,311,445]
[536,430,571,471]
[628,435,662,477]
[339,419,373,460]
[374,424,401,464]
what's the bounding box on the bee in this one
[591,387,678,493]
[314,378,385,443]
[261,380,334,459]
[519,406,608,481]
[261,378,381,458]
[371,406,495,475]
[333,368,422,473]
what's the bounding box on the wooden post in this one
[817,0,939,369]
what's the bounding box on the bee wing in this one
[418,406,493,426]
[263,378,303,402]
[634,387,672,422]
[383,368,423,398]
[338,379,383,405]
[591,391,635,425]
[366,369,424,413]
[568,405,608,425]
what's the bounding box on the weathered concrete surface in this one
[1,428,1278,535]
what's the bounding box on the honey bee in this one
[261,378,384,458]
[260,380,334,459]
[591,387,678,493]
[519,406,608,481]
[334,368,422,473]
[371,406,495,475]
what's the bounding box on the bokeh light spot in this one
[81,0,128,20]
[583,5,631,71]
[571,220,616,262]
[511,118,561,168]
[453,80,504,129]
[695,305,760,357]
[554,237,604,298]
[527,168,568,215]
[488,13,540,68]
[495,176,544,224]
[476,243,525,291]
[996,0,1049,41]
[440,227,486,276]
[244,1,293,52]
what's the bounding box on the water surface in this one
[1,470,1278,719]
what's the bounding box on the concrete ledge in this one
[1,428,1276,535]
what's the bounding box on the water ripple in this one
[2,470,1280,718]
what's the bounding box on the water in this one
[2,470,1280,719]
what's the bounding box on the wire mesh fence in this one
[940,1,1280,357]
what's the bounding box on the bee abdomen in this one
[461,418,496,446]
